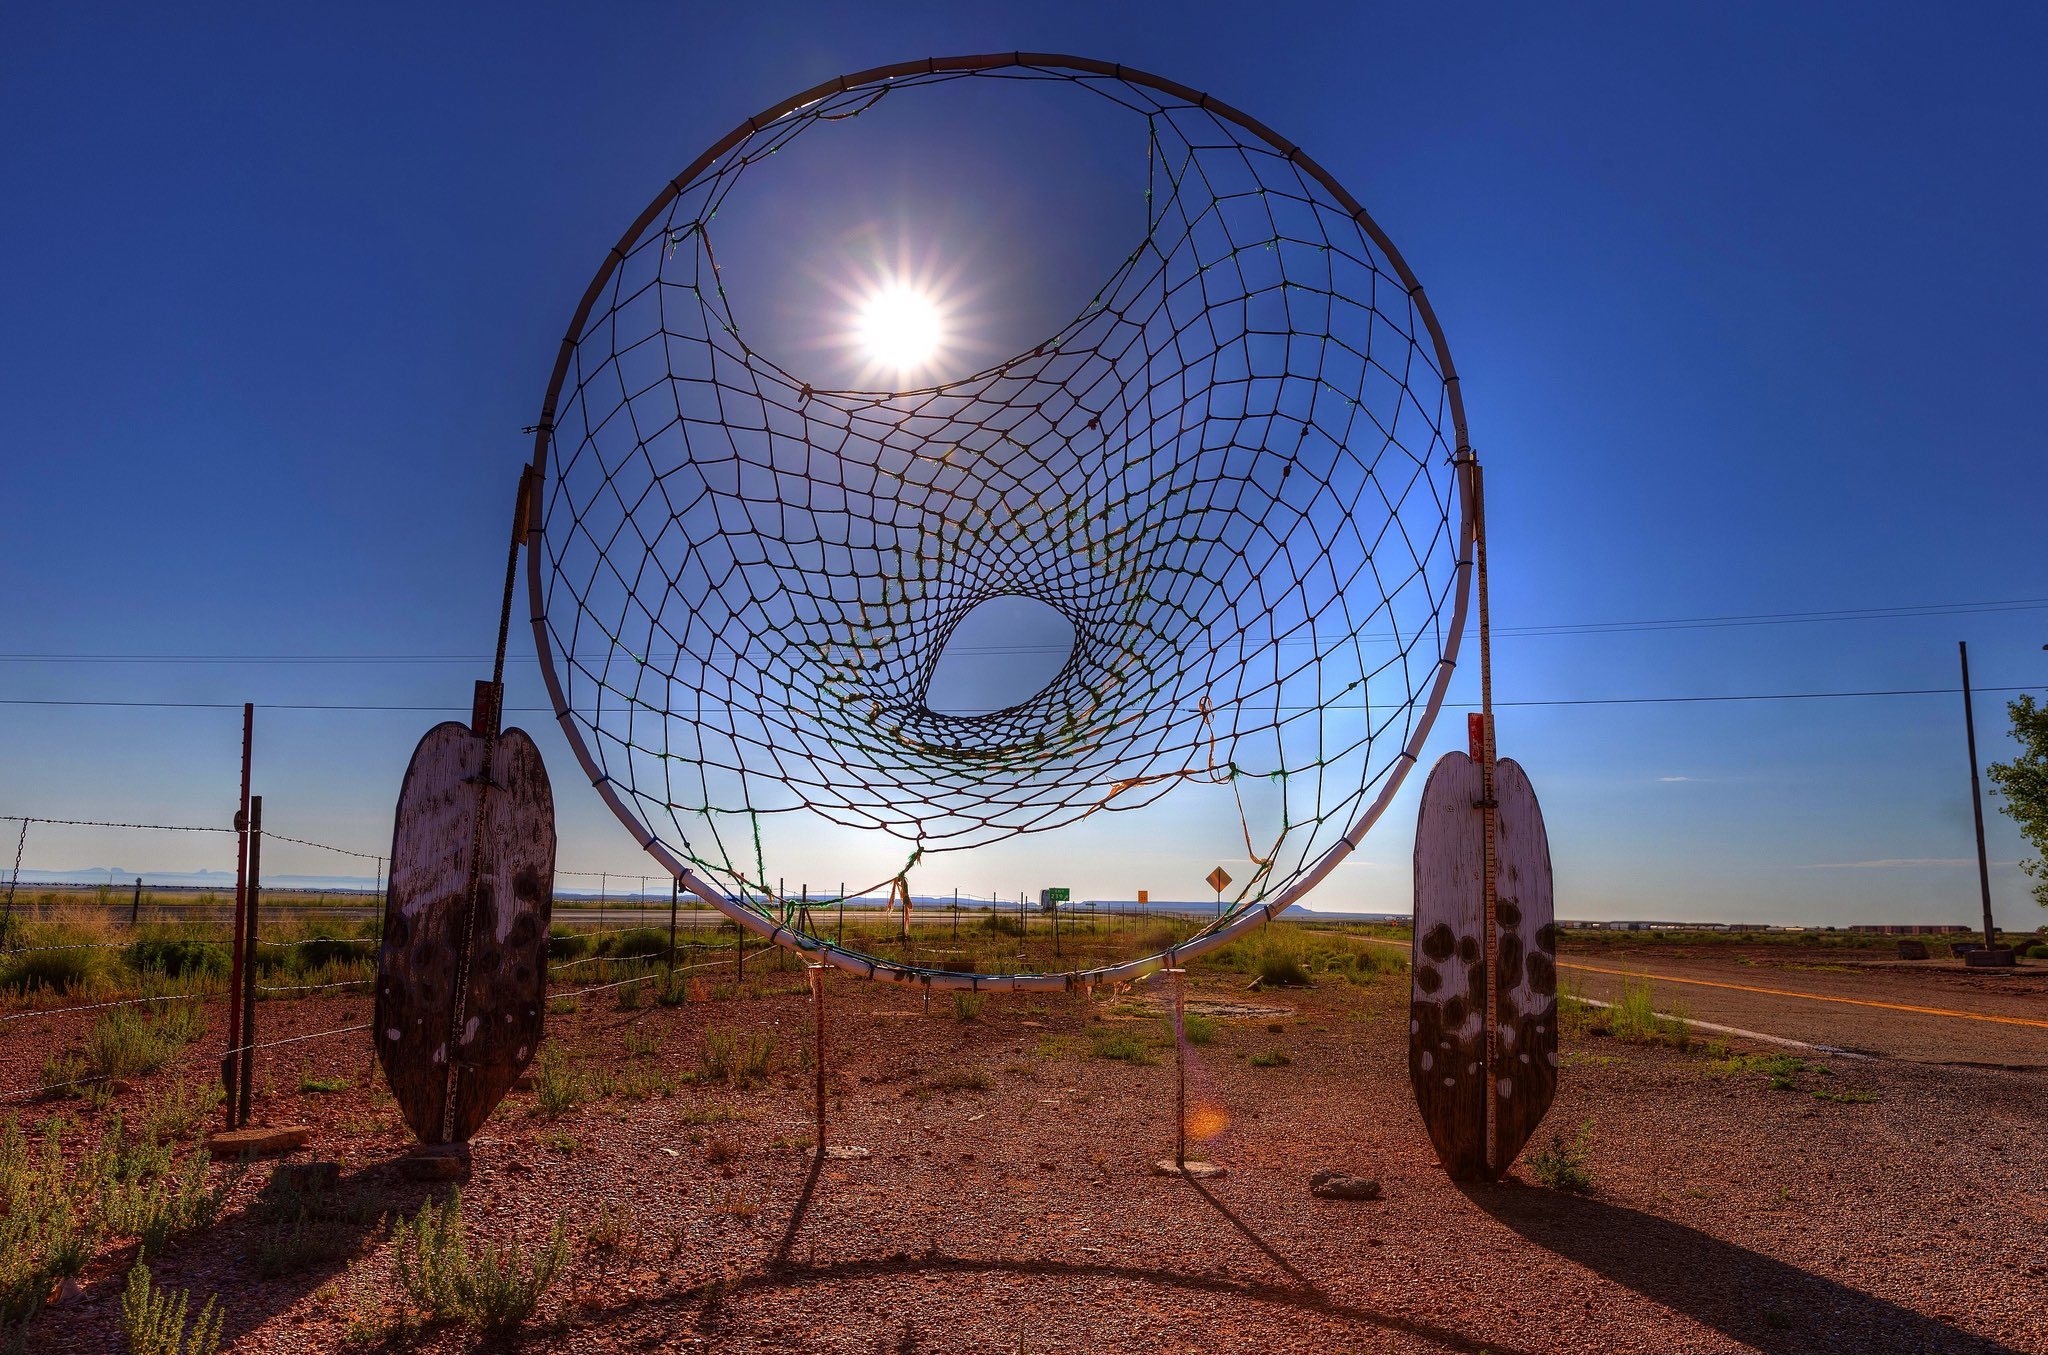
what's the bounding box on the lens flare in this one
[856,283,942,375]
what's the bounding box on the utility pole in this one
[1958,642,2000,953]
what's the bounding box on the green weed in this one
[1811,1087,1878,1104]
[1525,1120,1595,1193]
[120,1263,222,1355]
[698,1027,774,1087]
[531,1045,584,1118]
[1089,1027,1157,1065]
[389,1190,568,1334]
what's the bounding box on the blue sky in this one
[2,4,2043,927]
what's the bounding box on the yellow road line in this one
[1347,934,2048,1031]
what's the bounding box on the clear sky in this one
[3,3,2043,927]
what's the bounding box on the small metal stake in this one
[807,963,828,1158]
[1169,966,1188,1170]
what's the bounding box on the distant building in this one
[1847,924,1971,935]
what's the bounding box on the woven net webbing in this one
[529,56,1469,983]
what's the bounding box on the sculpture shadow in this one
[1177,1171,1315,1289]
[635,1251,1534,1355]
[621,1167,1532,1355]
[217,1158,453,1345]
[1465,1183,2018,1354]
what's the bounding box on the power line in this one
[1,596,2042,664]
[0,684,2039,716]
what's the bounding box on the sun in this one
[855,283,943,377]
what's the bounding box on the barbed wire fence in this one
[0,811,776,1110]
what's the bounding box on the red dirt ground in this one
[6,954,2044,1354]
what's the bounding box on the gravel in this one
[8,959,2044,1353]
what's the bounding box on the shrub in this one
[390,1191,568,1334]
[120,1264,222,1355]
[1178,1013,1218,1046]
[1706,1050,1813,1091]
[85,1005,206,1080]
[604,927,670,961]
[139,1080,224,1144]
[0,1118,90,1328]
[1811,1087,1878,1104]
[298,1071,349,1094]
[951,991,984,1022]
[125,937,228,980]
[1557,976,1599,1038]
[279,934,363,974]
[531,1045,583,1118]
[39,1049,90,1098]
[246,1167,375,1278]
[1252,937,1311,987]
[707,1183,763,1220]
[1525,1121,1594,1193]
[1,946,110,995]
[1089,1027,1156,1065]
[546,926,591,962]
[97,1125,235,1258]
[1248,1048,1291,1068]
[698,1027,775,1087]
[1588,981,1691,1049]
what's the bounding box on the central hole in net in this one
[923,595,1075,717]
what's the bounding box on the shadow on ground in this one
[1466,1183,2019,1354]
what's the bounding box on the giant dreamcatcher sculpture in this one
[378,54,1556,1182]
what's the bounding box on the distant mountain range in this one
[7,867,370,891]
[2,869,1400,918]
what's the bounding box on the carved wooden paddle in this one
[1410,748,1556,1180]
[376,685,555,1144]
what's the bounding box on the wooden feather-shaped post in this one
[376,470,557,1146]
[1410,455,1557,1181]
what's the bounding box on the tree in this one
[1986,694,2048,911]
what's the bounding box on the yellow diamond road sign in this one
[1206,866,1232,894]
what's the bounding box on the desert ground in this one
[3,917,2044,1354]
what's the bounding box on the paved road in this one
[1557,950,2048,1066]
[1347,932,2048,1066]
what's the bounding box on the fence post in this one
[238,794,264,1128]
[667,877,680,986]
[2,817,28,954]
[130,877,142,928]
[223,703,253,1130]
